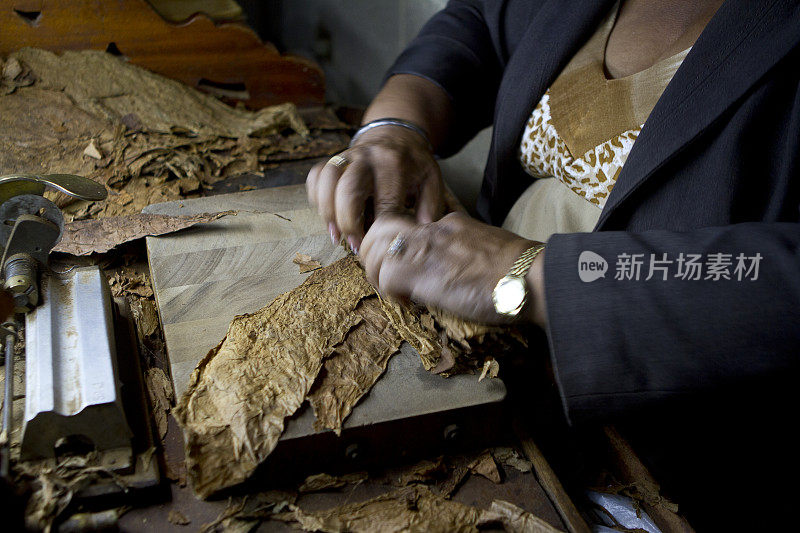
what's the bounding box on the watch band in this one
[349,118,434,152]
[508,243,546,278]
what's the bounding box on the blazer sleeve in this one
[386,0,505,156]
[543,221,800,424]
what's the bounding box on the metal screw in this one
[345,443,360,461]
[443,424,460,442]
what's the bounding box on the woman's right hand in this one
[306,124,445,254]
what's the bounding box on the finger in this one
[377,252,414,298]
[377,223,436,299]
[305,161,325,206]
[416,170,444,224]
[316,158,349,242]
[361,216,415,286]
[334,160,372,251]
[361,216,415,260]
[372,154,406,217]
[442,182,468,214]
[436,211,468,232]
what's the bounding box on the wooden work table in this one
[117,158,585,532]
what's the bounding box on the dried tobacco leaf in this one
[16,452,129,532]
[308,296,402,434]
[468,451,501,484]
[175,255,524,498]
[478,500,564,533]
[2,49,350,224]
[0,87,112,179]
[299,472,368,493]
[274,485,485,533]
[478,358,500,382]
[201,491,297,533]
[129,297,160,338]
[293,252,322,273]
[379,297,526,375]
[437,464,471,498]
[0,56,34,96]
[492,447,533,474]
[83,139,103,159]
[174,256,375,498]
[167,510,191,526]
[53,211,235,255]
[377,296,441,370]
[13,48,309,138]
[144,367,174,443]
[381,456,450,488]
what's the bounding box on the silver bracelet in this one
[349,118,433,152]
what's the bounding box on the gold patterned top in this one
[518,2,689,208]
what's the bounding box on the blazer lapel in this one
[596,0,800,229]
[483,0,614,223]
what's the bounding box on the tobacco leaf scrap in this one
[391,457,449,487]
[308,296,403,434]
[174,257,375,498]
[2,49,350,224]
[299,472,368,493]
[293,251,322,273]
[201,491,297,533]
[377,296,442,371]
[479,357,500,382]
[167,510,191,526]
[437,464,471,498]
[53,211,235,255]
[380,297,526,375]
[144,367,175,443]
[492,447,533,474]
[478,500,565,533]
[468,451,502,484]
[16,453,128,532]
[14,48,309,138]
[0,56,34,96]
[273,485,486,533]
[129,296,161,338]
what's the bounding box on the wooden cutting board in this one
[144,185,347,398]
[145,185,505,448]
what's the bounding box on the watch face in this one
[492,276,527,316]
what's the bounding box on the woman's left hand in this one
[360,212,547,326]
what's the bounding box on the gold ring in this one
[386,233,406,257]
[328,154,349,169]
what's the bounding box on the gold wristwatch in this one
[492,243,546,317]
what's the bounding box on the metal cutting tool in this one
[0,174,160,499]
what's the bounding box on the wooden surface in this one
[0,0,323,108]
[603,425,695,533]
[516,422,592,533]
[144,185,346,398]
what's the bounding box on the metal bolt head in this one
[345,443,360,461]
[443,424,460,442]
[12,292,35,313]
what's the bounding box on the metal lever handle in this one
[0,173,108,203]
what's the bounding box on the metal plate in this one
[21,267,133,461]
[0,194,63,247]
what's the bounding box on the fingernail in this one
[329,222,340,245]
[347,236,360,255]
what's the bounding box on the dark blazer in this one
[389,0,800,423]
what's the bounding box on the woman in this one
[307,0,800,528]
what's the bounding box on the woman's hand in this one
[306,126,444,254]
[360,212,548,327]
